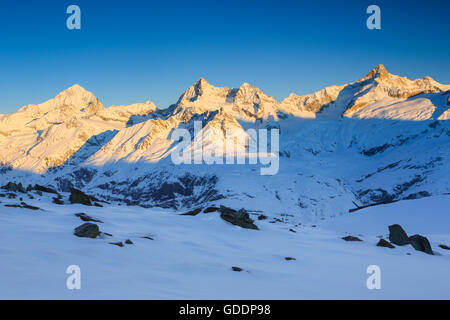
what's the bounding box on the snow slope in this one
[0,194,449,299]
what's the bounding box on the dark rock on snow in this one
[75,213,103,223]
[69,188,93,206]
[5,202,40,210]
[125,239,134,245]
[408,235,433,255]
[219,206,259,230]
[181,208,202,216]
[388,224,409,246]
[21,202,40,210]
[110,242,124,247]
[285,257,296,261]
[74,223,100,239]
[52,197,64,205]
[203,206,220,214]
[342,236,362,242]
[439,244,450,250]
[231,266,243,272]
[33,184,57,194]
[388,224,434,254]
[377,239,395,248]
[2,182,26,193]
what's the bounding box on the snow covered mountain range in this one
[0,64,449,222]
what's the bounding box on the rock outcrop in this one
[388,224,409,246]
[342,236,362,242]
[219,206,259,230]
[69,188,93,206]
[408,235,433,255]
[74,223,100,238]
[377,239,395,248]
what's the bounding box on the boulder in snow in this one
[2,182,26,193]
[110,242,124,247]
[181,208,202,216]
[33,184,57,194]
[377,239,395,248]
[285,257,296,261]
[52,197,64,205]
[74,223,100,239]
[388,224,409,246]
[219,206,259,230]
[342,235,362,242]
[408,235,433,255]
[203,206,220,213]
[69,188,93,206]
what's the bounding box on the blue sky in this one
[0,0,449,112]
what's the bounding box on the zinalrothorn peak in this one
[360,64,391,81]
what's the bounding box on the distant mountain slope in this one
[0,85,156,172]
[0,65,449,220]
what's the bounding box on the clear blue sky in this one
[0,0,449,112]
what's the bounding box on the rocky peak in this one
[177,78,228,104]
[360,64,391,82]
[59,84,90,95]
[55,84,103,111]
[193,78,210,95]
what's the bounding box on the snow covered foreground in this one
[0,195,449,300]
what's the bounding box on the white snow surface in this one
[0,194,449,299]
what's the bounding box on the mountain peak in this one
[363,64,390,80]
[51,84,104,113]
[239,82,255,89]
[54,84,97,102]
[61,84,90,95]
[69,83,85,90]
[194,77,213,91]
[192,77,216,97]
[373,63,387,73]
[195,77,209,86]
